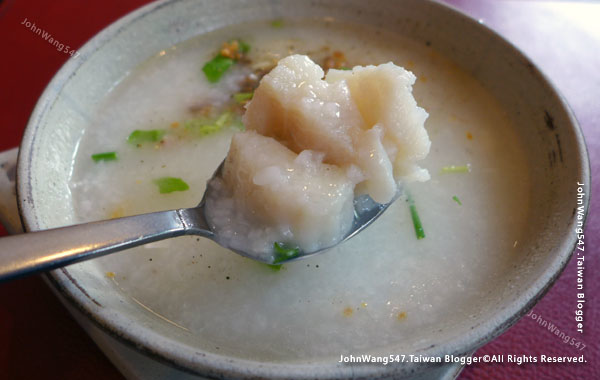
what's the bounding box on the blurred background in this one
[0,0,598,379]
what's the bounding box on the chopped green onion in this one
[266,264,282,272]
[184,119,220,136]
[273,242,300,264]
[339,67,352,70]
[233,92,253,103]
[440,164,471,174]
[406,192,425,240]
[214,111,231,128]
[153,177,189,194]
[184,112,233,137]
[202,39,249,83]
[237,39,250,54]
[452,195,462,205]
[202,55,234,83]
[127,129,166,145]
[270,19,284,28]
[91,151,118,162]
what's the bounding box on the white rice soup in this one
[69,20,530,361]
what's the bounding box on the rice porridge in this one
[69,20,530,361]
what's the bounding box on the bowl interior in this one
[17,0,589,378]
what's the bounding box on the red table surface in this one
[0,1,597,379]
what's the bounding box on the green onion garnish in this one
[127,129,166,145]
[202,39,249,83]
[233,92,253,103]
[339,67,352,70]
[452,195,462,205]
[91,151,118,162]
[270,19,284,28]
[406,193,425,240]
[266,264,282,272]
[237,39,250,54]
[153,177,189,194]
[214,111,231,128]
[184,119,220,136]
[184,112,233,136]
[440,164,471,174]
[273,242,300,264]
[202,55,234,83]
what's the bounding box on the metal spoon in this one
[0,163,396,282]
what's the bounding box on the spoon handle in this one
[0,208,210,283]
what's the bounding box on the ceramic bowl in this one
[14,0,590,378]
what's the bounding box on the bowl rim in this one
[15,0,591,378]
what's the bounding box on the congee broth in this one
[69,20,530,360]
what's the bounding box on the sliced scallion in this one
[266,264,282,272]
[440,164,471,174]
[406,192,425,240]
[153,177,189,194]
[184,112,233,137]
[91,151,118,162]
[127,129,166,145]
[452,195,462,205]
[237,39,250,54]
[184,119,220,136]
[233,92,253,103]
[202,55,234,83]
[273,242,300,264]
[214,111,231,128]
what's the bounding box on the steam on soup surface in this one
[69,20,530,360]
